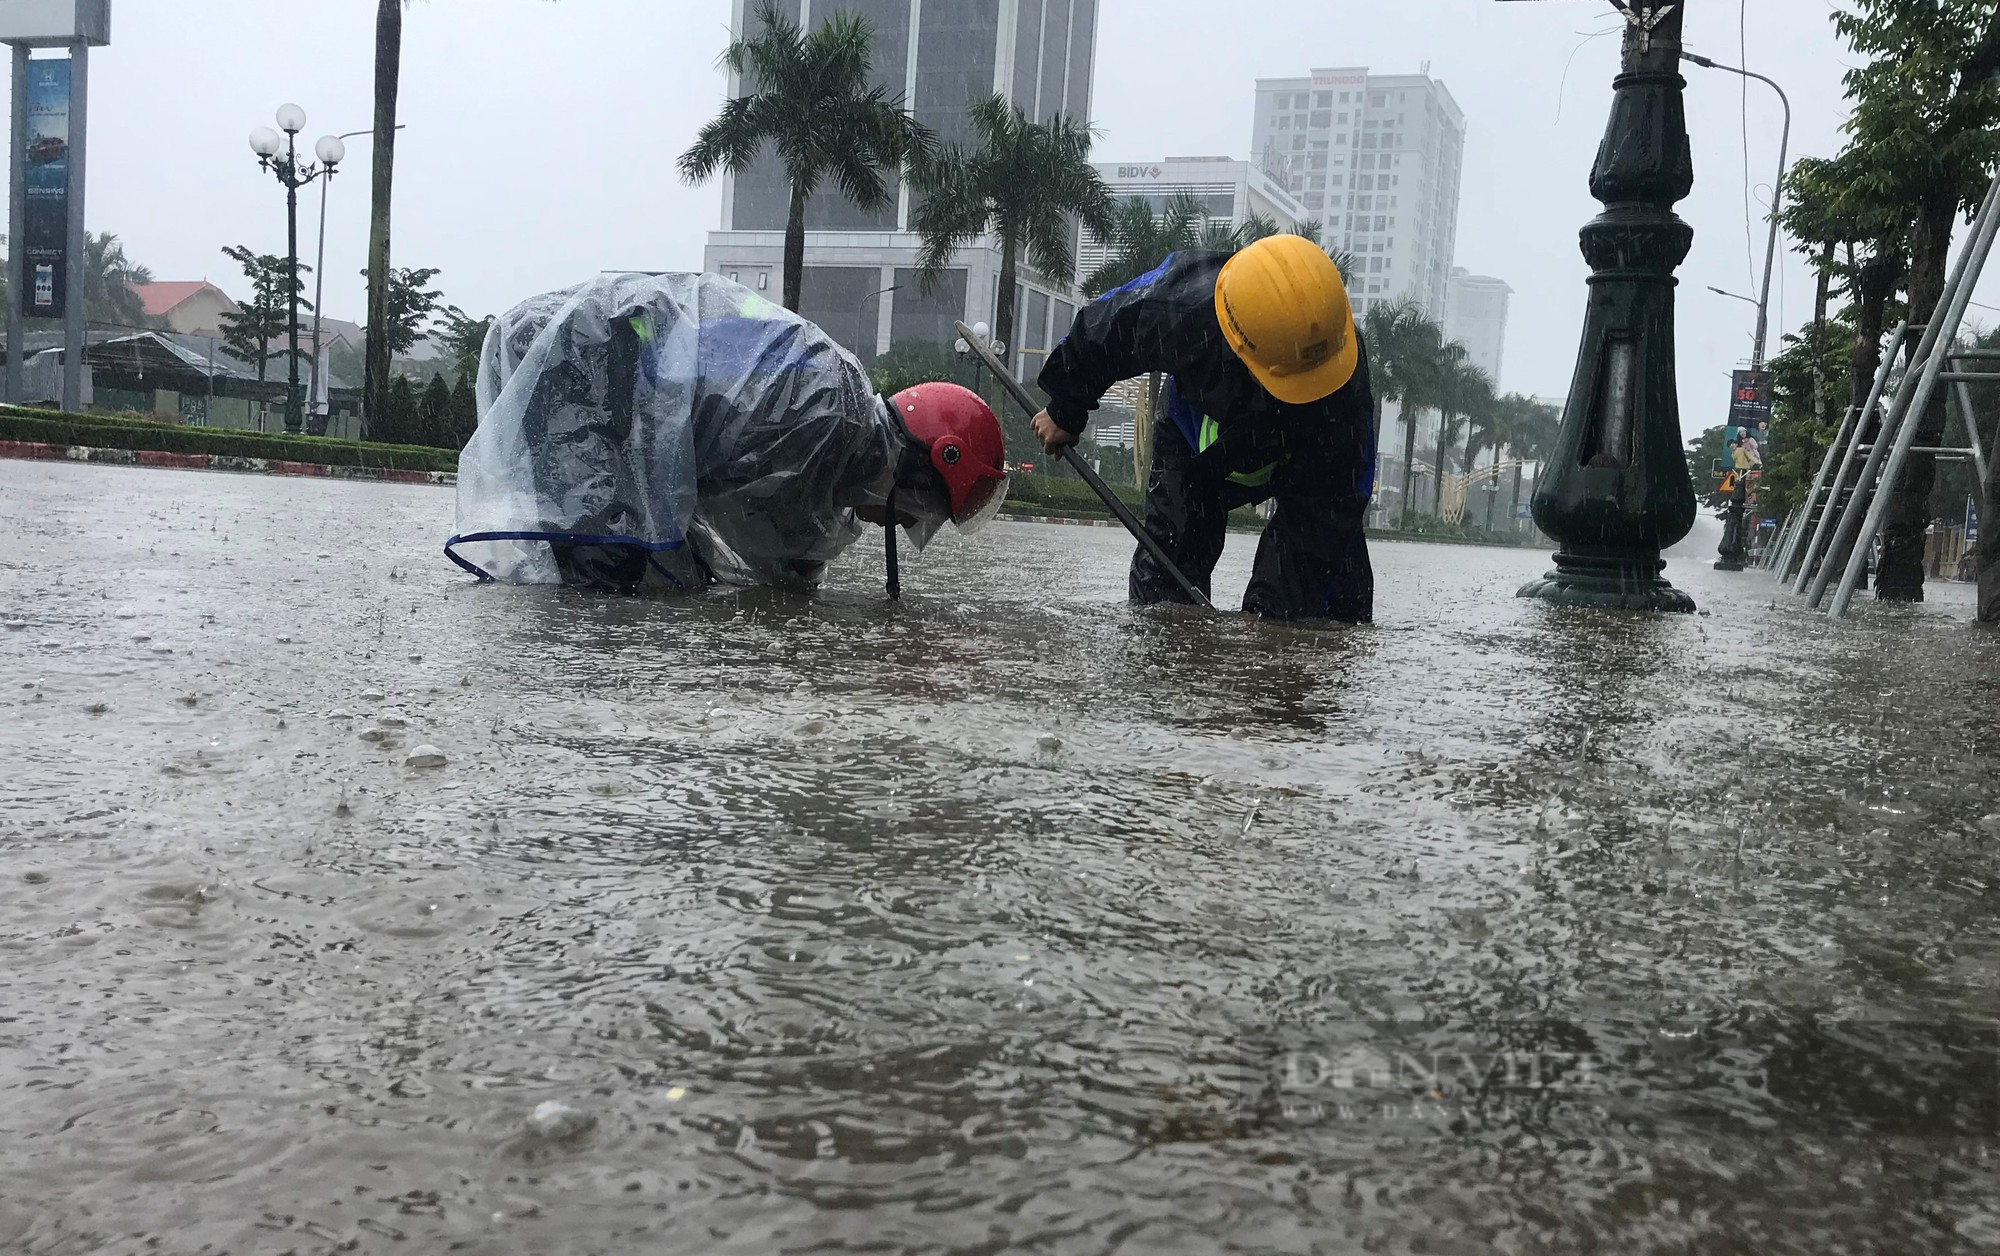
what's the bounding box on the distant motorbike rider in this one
[1029,234,1376,622]
[446,272,1007,595]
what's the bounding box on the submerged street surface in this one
[3,459,1998,1255]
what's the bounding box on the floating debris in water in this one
[798,719,828,736]
[84,700,109,715]
[406,745,448,768]
[524,1100,593,1140]
[326,709,354,720]
[358,727,390,743]
[377,711,409,727]
[1227,726,1251,740]
[2,620,25,630]
[361,689,386,701]
[179,694,198,708]
[150,645,173,655]
[131,633,151,642]
[1037,734,1062,753]
[114,606,137,620]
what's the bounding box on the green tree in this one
[1431,348,1488,515]
[680,2,929,313]
[1758,314,1856,520]
[218,244,311,383]
[1829,0,2000,600]
[370,265,444,357]
[435,305,491,385]
[82,233,157,329]
[1500,394,1561,533]
[1686,425,1732,510]
[1362,299,1446,529]
[911,93,1114,364]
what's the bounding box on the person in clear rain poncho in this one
[446,273,1008,596]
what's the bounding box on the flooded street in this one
[5,459,1999,1255]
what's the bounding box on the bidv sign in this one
[1116,166,1164,180]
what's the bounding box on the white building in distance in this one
[703,0,1100,377]
[1250,67,1466,321]
[1444,268,1512,387]
[1079,157,1308,281]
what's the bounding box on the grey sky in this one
[66,1,1999,439]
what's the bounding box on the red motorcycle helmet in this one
[890,382,1009,531]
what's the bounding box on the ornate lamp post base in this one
[1521,550,1696,612]
[1517,1,1699,614]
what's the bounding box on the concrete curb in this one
[0,439,457,486]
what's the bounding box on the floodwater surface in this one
[3,460,1999,1255]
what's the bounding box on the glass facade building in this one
[705,0,1099,372]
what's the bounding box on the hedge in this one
[0,406,459,473]
[1004,471,1144,514]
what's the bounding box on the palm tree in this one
[364,0,403,450]
[1363,300,1444,530]
[1432,350,1490,517]
[681,2,930,312]
[82,232,155,329]
[911,92,1113,361]
[1503,394,1561,536]
[1078,192,1207,485]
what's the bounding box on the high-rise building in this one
[1249,67,1465,320]
[703,0,1099,376]
[1444,268,1512,386]
[1078,157,1308,280]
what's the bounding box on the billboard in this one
[20,55,71,321]
[1726,368,1773,457]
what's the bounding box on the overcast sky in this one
[57,0,2000,439]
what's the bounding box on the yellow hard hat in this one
[1213,234,1358,405]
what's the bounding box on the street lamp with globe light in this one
[954,320,1004,397]
[249,103,343,434]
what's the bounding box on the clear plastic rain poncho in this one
[446,273,939,590]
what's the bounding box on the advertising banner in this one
[21,55,71,321]
[1726,368,1773,458]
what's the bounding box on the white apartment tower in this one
[1444,268,1512,387]
[1250,68,1466,320]
[704,0,1099,376]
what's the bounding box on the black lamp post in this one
[1517,0,1698,612]
[248,104,341,436]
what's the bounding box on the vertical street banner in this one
[21,55,71,321]
[1726,368,1773,456]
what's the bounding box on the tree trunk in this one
[1508,461,1524,537]
[1484,450,1500,532]
[1398,401,1418,530]
[364,0,402,442]
[1433,409,1453,516]
[782,183,807,312]
[1877,193,1959,601]
[995,235,1019,376]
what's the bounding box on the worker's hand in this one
[1031,410,1077,454]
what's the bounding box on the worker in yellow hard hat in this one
[1030,233,1376,621]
